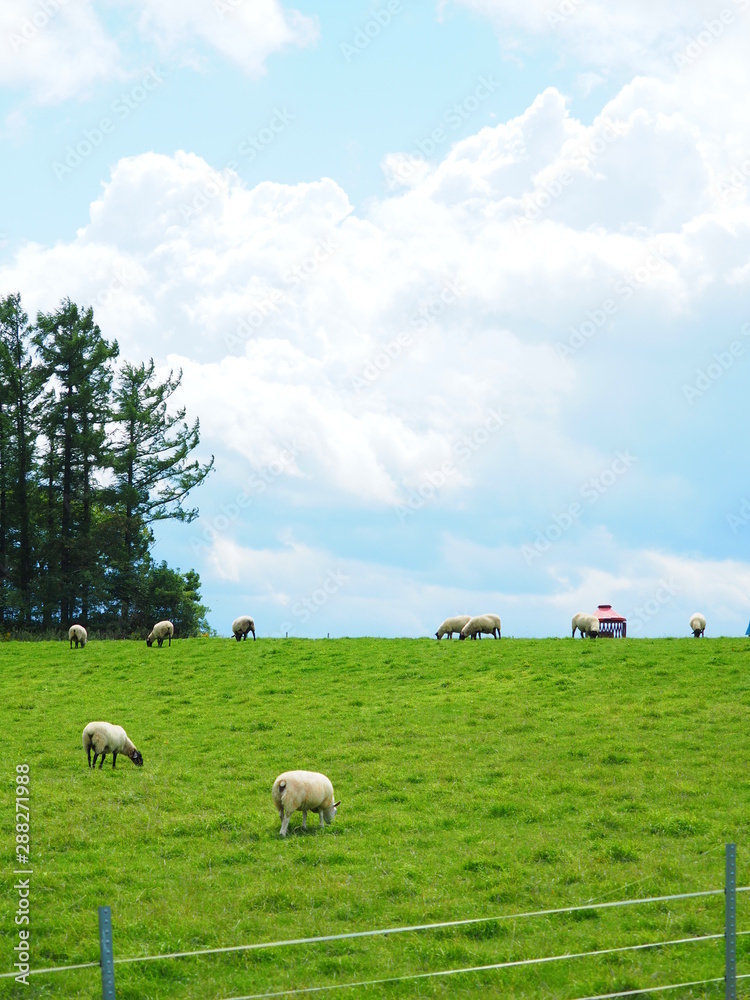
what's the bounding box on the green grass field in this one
[2,636,750,999]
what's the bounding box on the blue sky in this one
[1,0,749,637]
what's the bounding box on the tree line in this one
[0,292,214,638]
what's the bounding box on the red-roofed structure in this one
[593,604,627,638]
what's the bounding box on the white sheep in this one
[82,721,144,769]
[146,620,174,647]
[272,770,340,837]
[459,614,501,640]
[232,615,256,641]
[68,624,87,648]
[435,615,472,639]
[690,613,706,638]
[573,613,599,638]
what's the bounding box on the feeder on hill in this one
[593,604,627,638]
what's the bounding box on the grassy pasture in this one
[2,636,750,999]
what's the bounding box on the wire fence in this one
[2,845,744,999]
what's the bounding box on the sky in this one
[1,0,750,639]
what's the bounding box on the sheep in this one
[435,615,472,639]
[571,612,586,637]
[232,615,256,641]
[272,770,340,837]
[68,624,87,648]
[146,620,174,647]
[690,613,706,638]
[459,614,501,640]
[82,721,144,769]
[573,613,599,638]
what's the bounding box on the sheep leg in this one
[168,635,171,646]
[319,812,325,828]
[112,751,118,769]
[98,752,106,769]
[280,815,290,836]
[87,746,92,767]
[301,810,307,829]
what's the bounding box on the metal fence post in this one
[98,905,116,1000]
[726,843,737,1000]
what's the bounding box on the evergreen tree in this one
[33,300,119,626]
[109,360,213,627]
[0,294,43,627]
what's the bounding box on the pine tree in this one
[109,360,213,627]
[0,294,44,627]
[33,299,119,626]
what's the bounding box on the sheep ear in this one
[333,800,341,808]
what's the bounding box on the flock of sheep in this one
[68,610,708,649]
[72,607,709,836]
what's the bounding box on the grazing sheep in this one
[272,770,340,837]
[435,615,472,639]
[573,613,599,638]
[459,614,501,640]
[690,613,706,638]
[82,721,144,769]
[146,620,174,647]
[68,624,87,648]
[232,615,256,641]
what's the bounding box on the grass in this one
[1,636,750,999]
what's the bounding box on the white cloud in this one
[119,0,317,76]
[0,1,122,105]
[0,0,316,107]
[448,0,750,77]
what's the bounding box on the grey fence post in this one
[726,843,737,1000]
[98,905,116,1000]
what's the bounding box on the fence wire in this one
[2,886,746,986]
[218,932,729,999]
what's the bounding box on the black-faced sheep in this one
[459,614,501,639]
[146,620,174,647]
[232,615,256,641]
[573,613,599,638]
[68,624,87,648]
[690,613,706,637]
[435,615,471,639]
[82,721,144,769]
